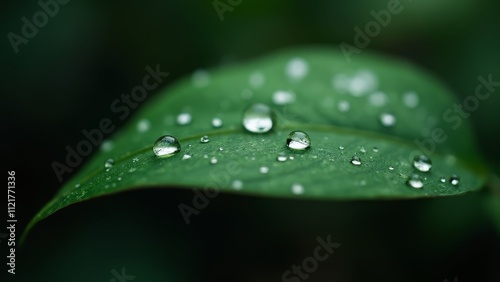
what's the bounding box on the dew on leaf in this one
[152,135,181,158]
[413,155,432,172]
[406,174,424,189]
[243,103,273,133]
[286,130,311,150]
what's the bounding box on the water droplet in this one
[291,183,304,195]
[177,113,192,125]
[389,166,394,171]
[152,135,181,157]
[272,90,295,105]
[137,119,150,132]
[350,156,362,166]
[241,88,254,100]
[133,157,139,163]
[249,72,265,88]
[259,166,269,174]
[212,117,223,128]
[192,69,210,87]
[182,154,192,160]
[117,177,122,181]
[403,91,419,108]
[439,177,446,183]
[286,58,309,80]
[75,183,80,188]
[219,147,224,151]
[339,146,345,150]
[105,158,114,169]
[289,156,295,160]
[286,130,311,150]
[276,155,287,162]
[200,135,210,143]
[243,103,273,133]
[360,147,366,153]
[231,180,243,190]
[338,100,350,112]
[210,157,218,165]
[101,140,113,152]
[406,174,424,189]
[349,70,378,96]
[379,112,396,127]
[373,147,379,153]
[369,91,388,107]
[450,175,460,186]
[413,155,432,172]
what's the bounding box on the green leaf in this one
[24,47,488,240]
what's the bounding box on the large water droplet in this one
[272,90,295,105]
[200,135,210,143]
[450,174,460,186]
[406,174,424,189]
[212,117,223,128]
[104,158,114,169]
[286,130,311,150]
[379,112,396,127]
[291,183,304,195]
[350,156,362,166]
[177,113,192,125]
[153,135,181,157]
[243,103,273,133]
[413,155,432,172]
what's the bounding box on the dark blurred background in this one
[1,0,499,281]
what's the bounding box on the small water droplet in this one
[286,130,311,150]
[153,135,181,157]
[413,155,432,172]
[286,58,309,80]
[243,103,273,133]
[369,91,388,107]
[200,135,210,143]
[231,180,243,190]
[272,90,295,105]
[339,146,345,150]
[439,177,446,183]
[219,147,224,151]
[338,100,350,112]
[379,112,396,127]
[75,183,80,188]
[277,155,287,162]
[212,117,223,128]
[177,113,192,125]
[351,156,362,166]
[289,156,295,160]
[137,119,150,132]
[259,166,269,174]
[403,91,419,108]
[182,154,192,160]
[105,159,114,169]
[210,157,218,164]
[450,174,460,186]
[389,166,394,171]
[133,157,139,163]
[101,140,113,152]
[291,183,304,195]
[192,69,210,87]
[249,72,265,88]
[360,147,366,153]
[407,174,424,189]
